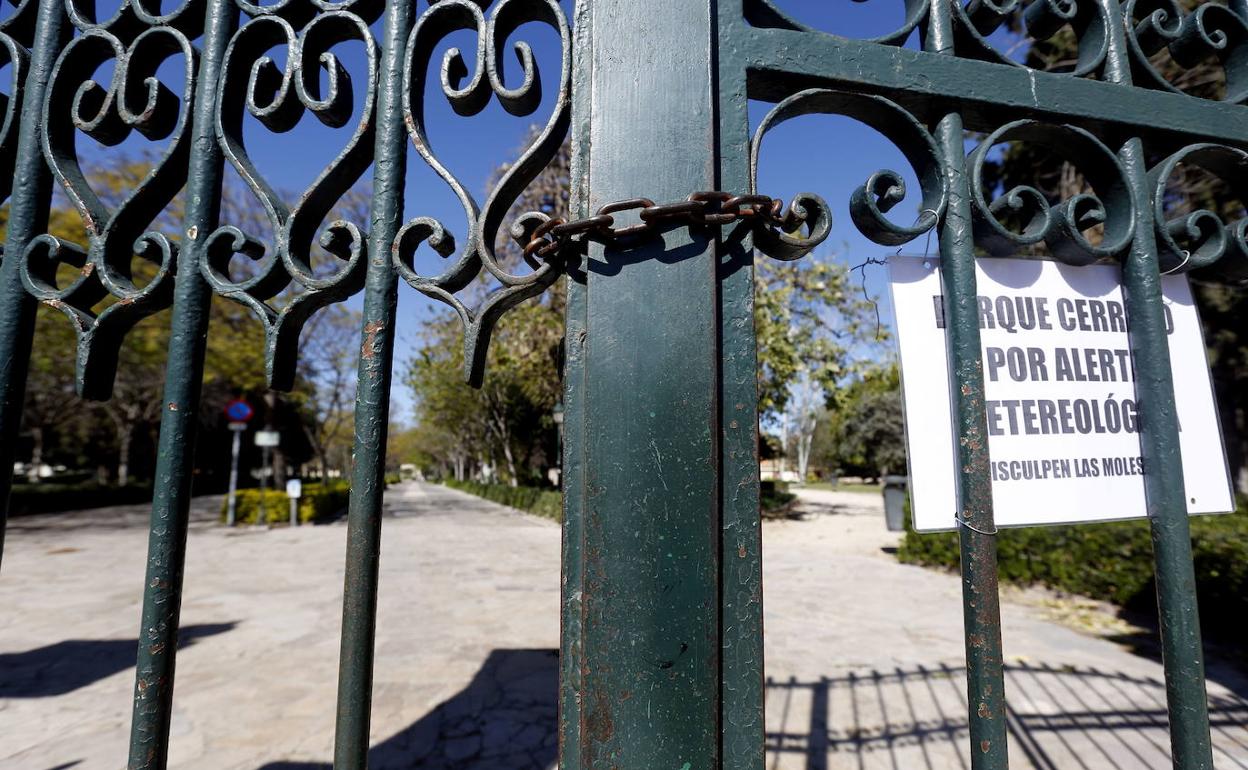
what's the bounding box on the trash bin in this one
[882,475,908,532]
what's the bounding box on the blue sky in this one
[29,0,1029,422]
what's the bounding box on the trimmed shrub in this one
[443,479,562,522]
[897,499,1248,638]
[760,480,796,514]
[9,482,154,515]
[222,481,351,525]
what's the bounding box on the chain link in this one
[522,191,803,264]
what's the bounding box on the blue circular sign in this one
[225,399,253,422]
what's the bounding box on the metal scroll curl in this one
[1124,0,1248,103]
[743,0,930,48]
[0,28,29,212]
[64,0,207,42]
[968,120,1135,265]
[19,26,195,400]
[749,88,946,260]
[1148,143,1248,281]
[951,0,1111,76]
[391,0,570,387]
[199,10,377,391]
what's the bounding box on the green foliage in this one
[814,363,906,478]
[222,481,351,525]
[760,480,796,514]
[897,504,1248,638]
[8,482,154,515]
[443,479,562,522]
[754,256,879,423]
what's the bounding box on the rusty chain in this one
[521,191,806,266]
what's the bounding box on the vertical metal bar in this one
[0,0,66,568]
[1101,5,1214,767]
[715,2,766,767]
[558,2,592,765]
[923,3,1010,767]
[331,0,411,762]
[565,1,721,766]
[127,0,238,765]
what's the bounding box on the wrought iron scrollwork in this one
[750,88,946,259]
[1148,143,1248,280]
[743,0,930,47]
[0,25,29,214]
[200,9,378,391]
[1124,0,1248,102]
[968,120,1135,265]
[391,0,571,387]
[63,0,206,39]
[19,24,196,400]
[953,0,1111,76]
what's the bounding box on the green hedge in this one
[897,501,1248,638]
[9,482,154,515]
[443,479,562,522]
[221,481,351,525]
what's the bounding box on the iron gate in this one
[0,0,1241,767]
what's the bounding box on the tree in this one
[754,253,879,424]
[292,305,361,479]
[814,364,907,480]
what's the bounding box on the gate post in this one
[560,1,751,767]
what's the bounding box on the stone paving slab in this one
[1,482,1245,769]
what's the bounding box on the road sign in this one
[285,479,302,498]
[254,430,280,447]
[225,399,253,422]
[890,256,1234,532]
[228,421,247,432]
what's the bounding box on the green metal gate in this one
[0,0,1239,767]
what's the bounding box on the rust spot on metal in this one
[80,262,94,277]
[150,642,166,655]
[738,544,747,559]
[980,740,991,753]
[969,633,985,648]
[168,402,178,411]
[978,702,991,718]
[961,383,972,396]
[361,321,384,360]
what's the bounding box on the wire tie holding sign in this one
[1161,250,1191,276]
[954,512,999,536]
[853,209,941,340]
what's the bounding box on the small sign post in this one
[254,430,280,525]
[286,478,302,527]
[223,399,254,527]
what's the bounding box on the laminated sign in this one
[889,256,1234,532]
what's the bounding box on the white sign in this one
[254,430,280,447]
[889,256,1233,532]
[285,478,303,499]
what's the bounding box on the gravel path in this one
[1,482,1244,769]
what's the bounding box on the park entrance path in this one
[1,482,1245,769]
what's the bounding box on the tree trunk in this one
[502,441,518,487]
[27,426,44,482]
[118,427,132,487]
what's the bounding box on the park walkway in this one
[1,482,1245,768]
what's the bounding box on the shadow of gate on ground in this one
[257,651,1248,769]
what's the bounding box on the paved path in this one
[1,482,1245,769]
